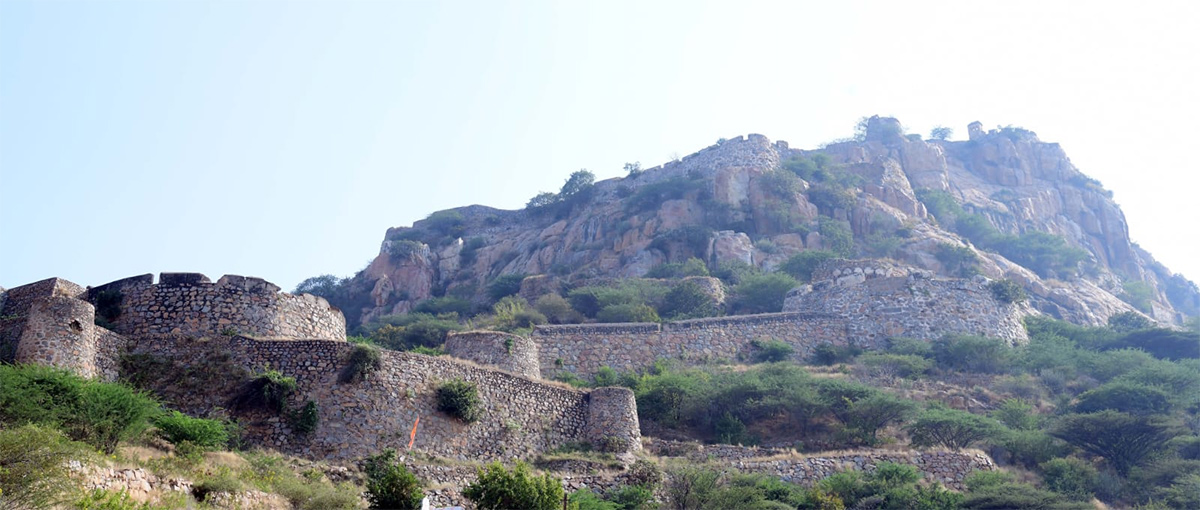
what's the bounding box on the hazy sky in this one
[2,1,1197,291]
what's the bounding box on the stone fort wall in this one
[0,277,123,380]
[125,335,640,462]
[528,260,1026,380]
[785,259,1029,345]
[90,273,346,341]
[444,330,541,379]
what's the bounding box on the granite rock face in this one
[345,120,1195,328]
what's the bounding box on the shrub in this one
[1108,310,1153,332]
[487,274,527,302]
[778,250,837,282]
[664,465,721,510]
[990,398,1039,430]
[387,240,425,260]
[807,184,857,213]
[192,472,243,502]
[367,313,463,350]
[906,406,1001,450]
[0,424,88,510]
[597,303,660,323]
[884,337,933,358]
[934,243,979,277]
[364,448,424,510]
[0,364,161,454]
[1039,458,1098,501]
[988,278,1027,304]
[437,378,483,423]
[1049,411,1183,475]
[535,294,583,324]
[732,272,798,314]
[341,344,383,383]
[463,461,564,510]
[810,343,861,365]
[818,380,916,445]
[660,279,720,320]
[154,411,229,451]
[646,257,710,279]
[649,226,715,258]
[1072,380,1173,416]
[233,369,297,413]
[932,334,1014,373]
[752,339,795,363]
[858,352,931,379]
[817,217,854,257]
[1121,281,1155,313]
[412,296,472,316]
[712,260,760,286]
[290,401,320,435]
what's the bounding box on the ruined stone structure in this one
[1,272,643,461]
[529,260,1028,379]
[784,259,1030,345]
[444,330,540,378]
[89,273,346,341]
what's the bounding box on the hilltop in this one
[308,117,1197,332]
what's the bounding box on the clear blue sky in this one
[2,1,1197,290]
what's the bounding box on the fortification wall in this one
[0,278,125,381]
[98,273,346,341]
[126,335,638,462]
[785,260,1029,344]
[533,313,851,379]
[444,330,540,378]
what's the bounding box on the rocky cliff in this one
[341,117,1197,329]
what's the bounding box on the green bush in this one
[1050,411,1183,475]
[906,406,1001,450]
[1107,311,1153,332]
[412,296,472,316]
[660,279,720,320]
[934,243,979,277]
[597,303,660,323]
[777,250,837,282]
[0,364,160,454]
[731,272,798,314]
[751,339,795,363]
[488,274,527,302]
[290,401,320,435]
[990,398,1039,431]
[810,343,861,365]
[818,379,916,446]
[817,218,854,257]
[857,352,931,379]
[988,278,1027,304]
[364,448,424,510]
[437,378,483,423]
[534,294,583,324]
[1072,380,1172,416]
[646,257,710,279]
[0,424,88,509]
[366,313,464,350]
[463,461,564,510]
[649,227,715,259]
[233,369,297,413]
[1040,458,1098,501]
[884,337,933,358]
[154,411,229,451]
[341,344,383,383]
[932,334,1014,373]
[192,472,243,502]
[623,177,705,213]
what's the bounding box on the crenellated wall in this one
[93,273,346,341]
[125,335,640,461]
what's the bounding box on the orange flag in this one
[408,417,420,449]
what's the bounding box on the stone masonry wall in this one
[126,335,638,462]
[533,313,851,379]
[1,278,86,362]
[785,260,1029,345]
[584,387,642,453]
[444,330,540,378]
[0,278,126,381]
[99,273,346,341]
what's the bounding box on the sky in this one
[1,1,1197,291]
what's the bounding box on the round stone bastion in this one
[585,386,642,454]
[443,330,541,378]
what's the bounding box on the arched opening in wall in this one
[69,320,83,333]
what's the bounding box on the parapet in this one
[808,259,915,285]
[444,330,540,378]
[88,272,346,341]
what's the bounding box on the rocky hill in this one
[329,117,1198,330]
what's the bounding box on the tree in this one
[929,126,953,140]
[1071,380,1172,416]
[0,424,87,510]
[1049,411,1183,475]
[778,250,837,282]
[1107,310,1153,332]
[907,406,1002,450]
[560,169,595,198]
[463,461,564,510]
[732,273,798,314]
[624,162,642,176]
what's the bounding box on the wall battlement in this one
[90,272,346,341]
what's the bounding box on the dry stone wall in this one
[0,277,126,381]
[532,313,850,379]
[126,335,639,462]
[785,260,1029,345]
[95,273,346,341]
[444,330,540,378]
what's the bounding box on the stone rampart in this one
[532,313,851,379]
[584,387,642,453]
[0,278,125,380]
[96,273,346,341]
[444,330,541,378]
[733,450,994,491]
[785,260,1029,344]
[125,335,639,462]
